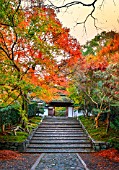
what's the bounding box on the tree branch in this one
[48,0,98,9]
[47,0,116,33]
[48,0,98,33]
[76,2,98,33]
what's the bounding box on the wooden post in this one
[66,107,68,117]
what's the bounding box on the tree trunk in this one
[83,99,88,117]
[106,112,110,133]
[1,124,5,133]
[95,112,101,128]
[21,94,28,128]
[22,95,28,114]
[7,123,11,129]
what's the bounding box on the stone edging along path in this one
[0,126,38,152]
[0,116,111,152]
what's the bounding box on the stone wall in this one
[93,141,111,151]
[0,127,37,152]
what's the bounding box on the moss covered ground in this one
[79,116,119,149]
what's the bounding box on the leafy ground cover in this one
[0,150,40,170]
[0,150,22,160]
[80,149,119,170]
[79,115,119,149]
[94,148,119,162]
[0,116,42,142]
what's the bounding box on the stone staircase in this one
[25,117,94,153]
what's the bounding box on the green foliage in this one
[28,102,38,117]
[29,116,42,125]
[38,108,44,114]
[55,107,66,117]
[0,102,40,128]
[81,31,115,56]
[110,105,119,131]
[110,114,119,131]
[110,119,119,131]
[37,102,45,114]
[0,105,20,126]
[18,106,28,125]
[108,137,119,150]
[27,116,42,132]
[92,108,101,115]
[67,85,81,104]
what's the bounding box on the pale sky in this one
[45,0,119,45]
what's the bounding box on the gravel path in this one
[31,153,87,170]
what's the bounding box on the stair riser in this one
[30,141,91,144]
[39,126,82,128]
[33,134,87,137]
[25,149,94,153]
[27,146,91,149]
[28,143,92,146]
[35,132,84,134]
[38,128,82,129]
[44,118,77,120]
[39,124,81,125]
[32,137,89,140]
[36,129,84,133]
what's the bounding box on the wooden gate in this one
[48,107,54,116]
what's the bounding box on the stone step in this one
[44,117,77,120]
[42,122,80,125]
[39,125,82,128]
[30,139,91,144]
[33,133,87,137]
[35,131,84,134]
[43,121,79,123]
[36,129,84,132]
[32,136,89,140]
[38,127,83,130]
[25,148,94,153]
[38,127,82,130]
[25,117,94,153]
[27,143,92,148]
[42,119,78,121]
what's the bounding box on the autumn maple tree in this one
[68,31,119,132]
[0,0,82,132]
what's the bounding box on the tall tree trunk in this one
[106,112,110,133]
[22,94,28,114]
[83,99,87,117]
[21,94,28,129]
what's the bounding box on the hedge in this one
[0,105,20,127]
